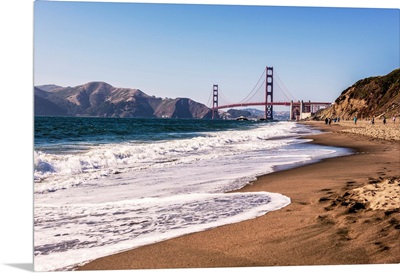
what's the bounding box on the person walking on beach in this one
[383,116,386,125]
[354,115,357,125]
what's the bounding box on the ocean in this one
[33,116,350,271]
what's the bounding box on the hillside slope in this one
[34,82,212,119]
[314,69,400,120]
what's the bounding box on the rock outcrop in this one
[314,69,400,120]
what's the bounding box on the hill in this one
[314,69,400,120]
[34,82,212,119]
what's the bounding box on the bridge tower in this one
[212,84,218,119]
[265,66,274,120]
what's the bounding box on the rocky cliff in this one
[34,82,212,119]
[314,69,400,120]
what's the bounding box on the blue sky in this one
[34,1,399,106]
[0,1,399,272]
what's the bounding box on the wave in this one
[34,122,306,193]
[33,121,351,271]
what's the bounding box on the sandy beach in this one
[78,121,399,270]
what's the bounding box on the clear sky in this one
[0,2,399,273]
[34,1,399,106]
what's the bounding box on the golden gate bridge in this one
[208,66,332,120]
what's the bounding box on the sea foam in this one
[35,192,290,271]
[34,121,350,271]
[34,122,306,193]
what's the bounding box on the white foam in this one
[33,122,311,193]
[33,122,348,271]
[34,192,290,271]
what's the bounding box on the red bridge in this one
[209,66,332,120]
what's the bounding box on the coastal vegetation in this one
[314,68,400,120]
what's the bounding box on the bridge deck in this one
[215,101,331,110]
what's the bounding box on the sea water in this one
[33,117,350,271]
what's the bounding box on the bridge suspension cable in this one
[209,65,332,121]
[207,88,213,107]
[238,68,266,103]
[218,86,234,106]
[207,85,233,108]
[274,71,297,101]
[243,78,265,103]
[274,79,293,102]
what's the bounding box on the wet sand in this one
[78,121,399,270]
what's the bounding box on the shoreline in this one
[78,121,399,270]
